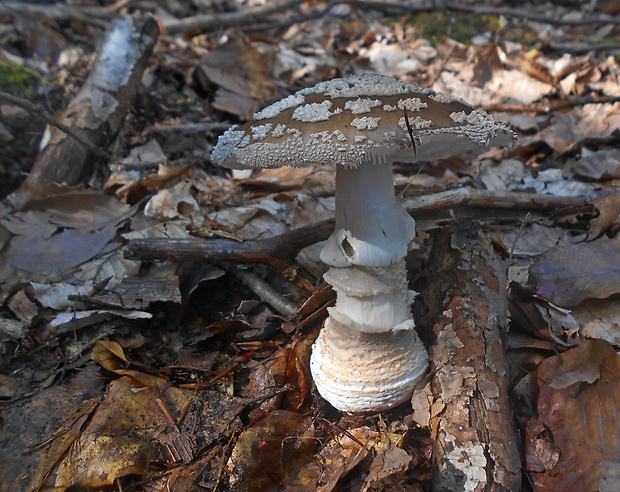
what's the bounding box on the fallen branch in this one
[0,1,130,24]
[160,0,305,34]
[11,13,158,207]
[258,0,620,33]
[417,224,521,491]
[124,218,334,270]
[229,266,301,318]
[5,0,615,39]
[124,189,593,266]
[443,1,620,26]
[481,95,620,114]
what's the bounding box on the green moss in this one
[409,12,504,44]
[0,62,41,98]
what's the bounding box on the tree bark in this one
[416,221,522,492]
[15,13,158,206]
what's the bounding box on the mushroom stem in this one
[311,161,428,412]
[321,161,416,269]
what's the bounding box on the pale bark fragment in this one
[12,13,159,207]
[417,223,521,492]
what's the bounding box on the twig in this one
[0,1,135,24]
[3,0,619,36]
[481,95,620,114]
[254,0,620,33]
[124,189,594,266]
[402,187,593,216]
[444,1,620,25]
[161,0,306,34]
[337,1,620,26]
[230,266,300,318]
[0,90,110,160]
[548,41,620,54]
[144,121,232,136]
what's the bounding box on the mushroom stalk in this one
[311,161,428,412]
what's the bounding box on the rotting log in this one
[15,13,158,204]
[123,189,593,267]
[123,218,335,270]
[416,220,521,492]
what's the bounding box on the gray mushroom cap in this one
[211,73,516,169]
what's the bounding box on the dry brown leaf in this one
[91,341,171,394]
[571,148,620,180]
[529,237,620,307]
[0,191,133,278]
[44,376,170,489]
[289,426,378,492]
[227,410,315,491]
[524,419,561,473]
[587,190,620,238]
[526,340,620,491]
[471,44,504,87]
[362,437,412,492]
[197,34,278,118]
[285,336,314,411]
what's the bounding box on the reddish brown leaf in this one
[197,34,277,118]
[285,336,314,411]
[588,190,620,238]
[227,410,315,492]
[526,340,620,491]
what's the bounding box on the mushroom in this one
[211,73,515,412]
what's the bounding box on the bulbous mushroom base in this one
[310,311,429,413]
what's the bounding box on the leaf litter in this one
[0,1,620,490]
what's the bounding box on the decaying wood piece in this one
[401,187,593,217]
[123,218,334,270]
[16,13,158,202]
[417,222,521,492]
[123,189,593,267]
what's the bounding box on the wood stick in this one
[0,90,110,160]
[123,189,593,267]
[416,224,521,492]
[401,187,593,216]
[124,218,335,269]
[161,0,305,34]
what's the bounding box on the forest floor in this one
[1,1,620,491]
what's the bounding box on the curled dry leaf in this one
[573,296,620,345]
[285,336,315,412]
[526,340,620,491]
[587,190,620,238]
[529,237,620,307]
[197,34,278,118]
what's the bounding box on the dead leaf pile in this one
[1,1,620,490]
